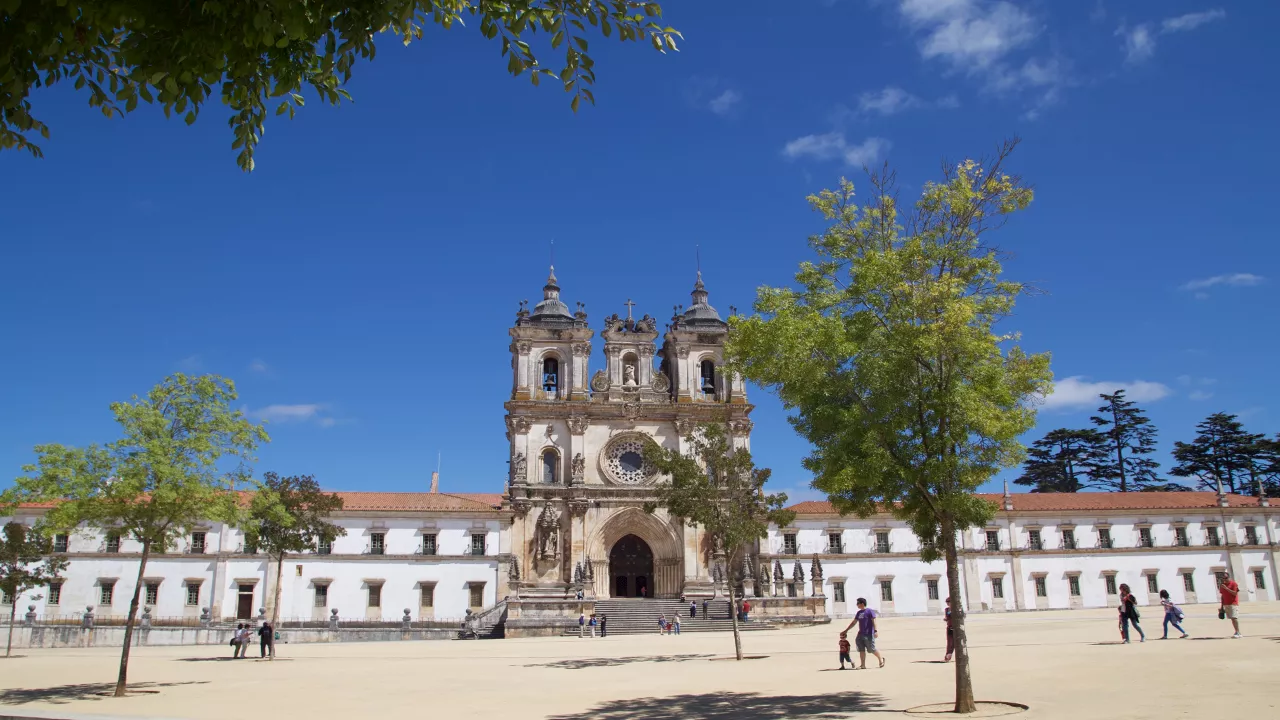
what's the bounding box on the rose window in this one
[603,436,657,485]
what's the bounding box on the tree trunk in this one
[728,584,743,661]
[270,553,284,659]
[6,601,15,657]
[115,539,151,697]
[943,516,977,714]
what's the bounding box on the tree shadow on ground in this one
[175,656,290,662]
[0,681,208,705]
[527,654,713,670]
[546,690,890,719]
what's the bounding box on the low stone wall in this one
[504,598,592,638]
[748,596,831,626]
[5,624,459,649]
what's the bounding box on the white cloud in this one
[249,404,326,424]
[249,359,269,374]
[782,133,890,167]
[1040,376,1172,410]
[1121,9,1225,64]
[858,87,923,115]
[899,0,1037,70]
[708,89,742,115]
[1179,273,1264,292]
[1162,9,1226,33]
[176,355,203,372]
[1189,390,1214,401]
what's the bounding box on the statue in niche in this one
[623,361,638,387]
[571,453,585,482]
[511,452,526,482]
[536,505,561,561]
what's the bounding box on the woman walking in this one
[1159,590,1188,639]
[1118,584,1145,643]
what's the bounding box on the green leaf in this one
[571,94,580,113]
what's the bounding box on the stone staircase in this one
[561,598,775,637]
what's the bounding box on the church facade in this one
[3,270,1278,637]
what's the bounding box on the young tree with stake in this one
[0,522,68,657]
[4,374,267,695]
[728,141,1051,713]
[244,473,346,640]
[644,422,794,661]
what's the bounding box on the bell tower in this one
[660,272,747,405]
[509,267,592,403]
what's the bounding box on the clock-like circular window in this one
[601,435,658,485]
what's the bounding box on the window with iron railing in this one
[991,577,1004,599]
[145,582,159,606]
[471,534,486,556]
[1182,573,1195,592]
[879,579,893,602]
[1175,526,1189,546]
[1062,529,1077,550]
[191,532,206,554]
[828,533,843,554]
[1206,526,1221,546]
[54,534,69,553]
[1146,574,1159,594]
[1254,570,1266,591]
[99,581,115,605]
[186,584,201,606]
[1244,526,1259,546]
[1098,528,1113,549]
[422,534,437,556]
[1034,576,1047,597]
[875,532,891,553]
[314,585,329,608]
[1068,575,1081,597]
[985,531,1000,552]
[1104,574,1118,595]
[48,581,62,605]
[105,533,121,553]
[317,538,332,555]
[1138,527,1153,548]
[370,533,385,555]
[833,581,846,603]
[1028,530,1042,550]
[927,579,939,600]
[783,534,797,555]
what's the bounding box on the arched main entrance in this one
[609,534,654,598]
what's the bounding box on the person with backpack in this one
[1159,589,1188,639]
[1118,583,1145,643]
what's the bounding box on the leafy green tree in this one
[4,374,267,696]
[1013,428,1103,492]
[0,522,69,657]
[244,473,345,634]
[2,1,680,170]
[727,141,1050,713]
[1089,391,1161,492]
[644,422,794,661]
[1171,412,1261,495]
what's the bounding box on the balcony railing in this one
[1099,540,1114,549]
[1062,539,1077,550]
[1028,540,1043,551]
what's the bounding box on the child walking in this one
[1159,590,1188,639]
[838,632,853,670]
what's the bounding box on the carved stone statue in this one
[623,363,637,386]
[636,314,657,333]
[511,452,527,482]
[571,453,585,483]
[536,505,561,561]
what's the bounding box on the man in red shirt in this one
[1218,572,1241,638]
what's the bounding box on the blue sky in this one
[2,1,1276,502]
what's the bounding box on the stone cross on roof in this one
[623,298,635,320]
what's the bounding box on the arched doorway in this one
[609,534,654,598]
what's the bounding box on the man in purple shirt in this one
[841,598,886,669]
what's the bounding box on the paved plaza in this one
[0,603,1276,720]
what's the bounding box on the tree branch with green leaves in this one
[0,521,69,657]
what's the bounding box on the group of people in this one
[578,613,606,637]
[229,620,276,659]
[1116,571,1243,643]
[657,614,681,634]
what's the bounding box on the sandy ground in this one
[0,603,1276,719]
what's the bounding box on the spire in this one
[526,265,577,324]
[1002,480,1013,511]
[676,270,724,328]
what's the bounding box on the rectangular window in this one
[1028,529,1042,550]
[1255,570,1267,591]
[927,578,940,600]
[991,577,1004,599]
[786,583,797,598]
[783,533,797,554]
[471,534,486,556]
[370,533,385,555]
[1139,527,1153,548]
[879,579,893,602]
[0,591,11,605]
[875,531,890,553]
[314,584,329,608]
[828,533,843,554]
[1098,528,1112,549]
[833,581,846,603]
[368,584,382,608]
[1068,575,1081,597]
[191,532,206,554]
[1244,526,1259,546]
[100,581,115,605]
[1062,529,1076,550]
[1182,573,1195,592]
[318,537,332,555]
[145,582,159,606]
[54,534,69,553]
[469,583,484,608]
[48,581,63,605]
[1206,526,1221,546]
[985,530,1000,552]
[1105,574,1118,595]
[1035,576,1048,597]
[186,584,200,606]
[106,533,121,553]
[422,534,437,556]
[420,585,434,608]
[1175,526,1189,546]
[1146,574,1159,594]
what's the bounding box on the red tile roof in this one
[10,492,506,514]
[788,492,1265,515]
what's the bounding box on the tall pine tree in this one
[1247,434,1280,497]
[1090,390,1161,492]
[1171,413,1262,495]
[1014,428,1103,492]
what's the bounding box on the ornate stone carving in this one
[792,560,805,584]
[712,561,725,584]
[511,452,527,483]
[571,453,585,483]
[511,497,532,516]
[810,555,824,587]
[590,370,610,392]
[676,346,690,358]
[510,417,533,434]
[773,559,785,583]
[651,372,670,393]
[544,422,555,439]
[622,363,638,387]
[573,562,584,584]
[673,418,695,436]
[759,562,772,588]
[636,315,657,333]
[607,345,622,358]
[572,342,592,357]
[741,553,755,581]
[568,498,590,517]
[599,434,657,485]
[567,415,589,435]
[622,402,641,421]
[536,505,561,561]
[639,345,654,358]
[730,419,754,435]
[585,557,595,581]
[516,341,533,355]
